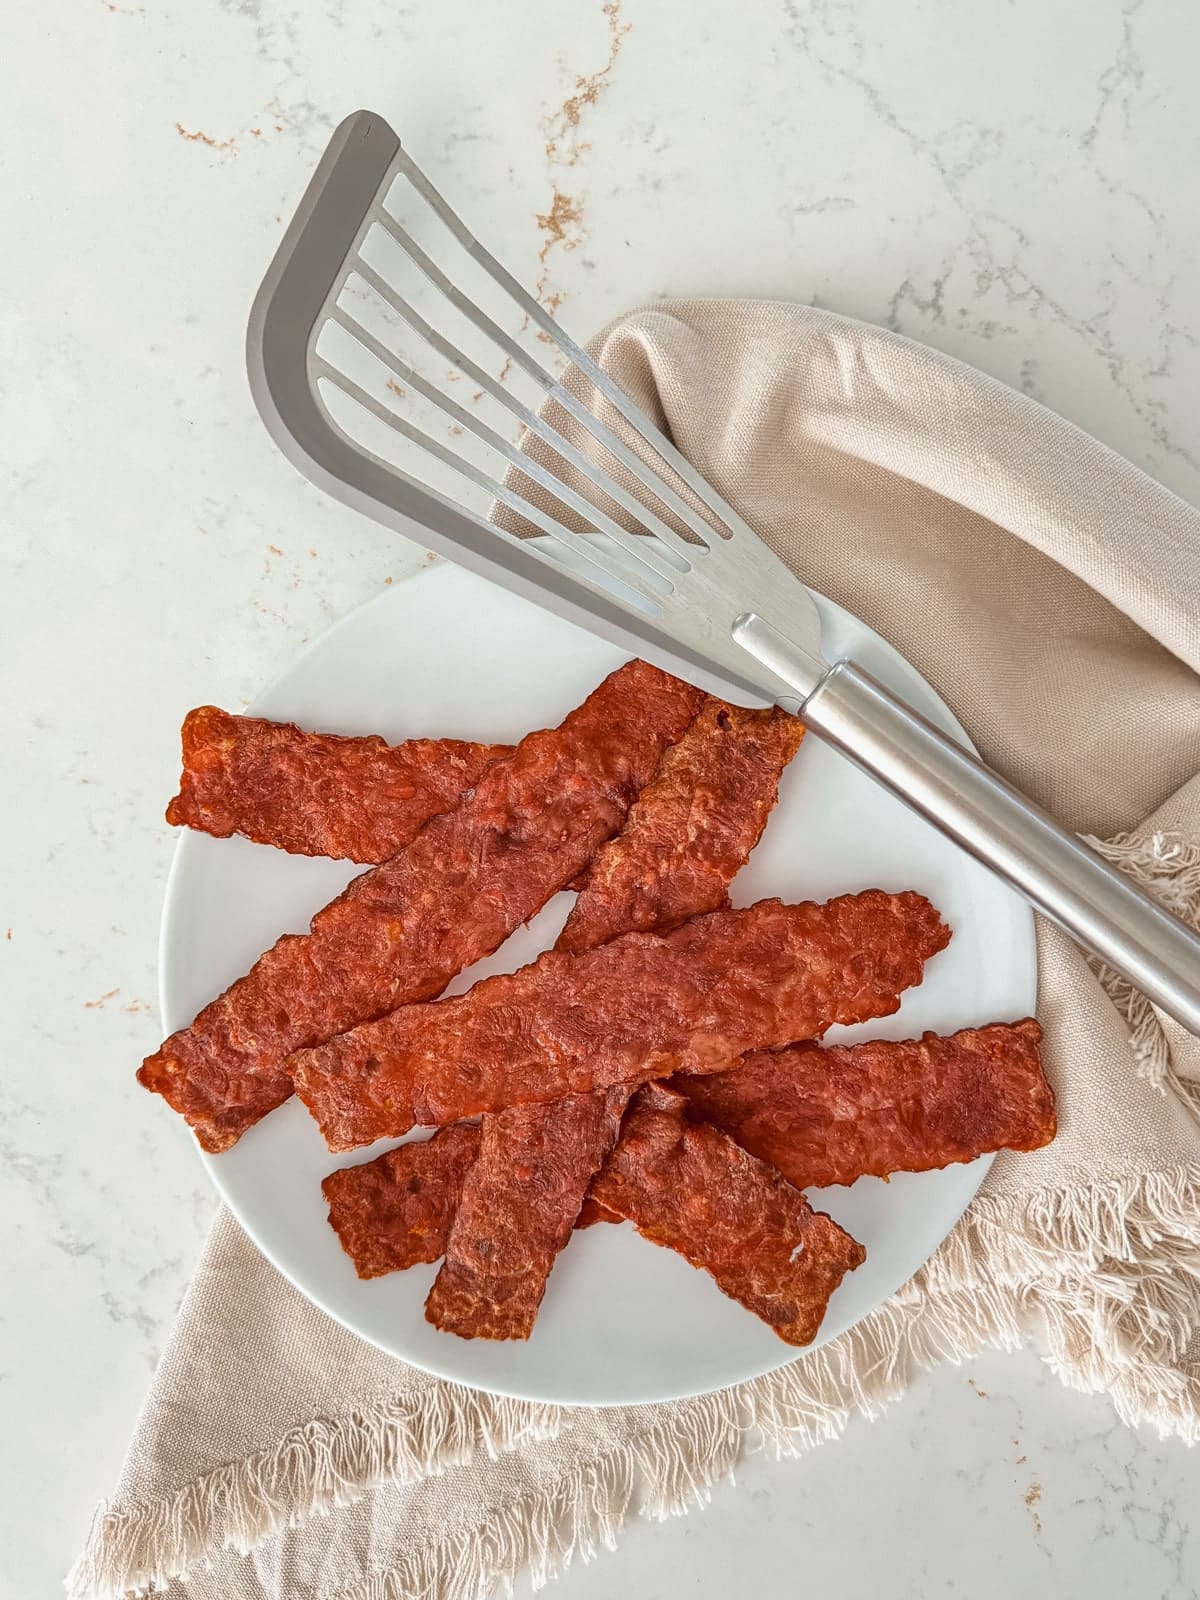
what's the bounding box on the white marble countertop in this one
[3,1,1198,1595]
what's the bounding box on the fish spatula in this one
[246,109,1200,1035]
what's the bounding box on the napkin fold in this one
[72,299,1200,1600]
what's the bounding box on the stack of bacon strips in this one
[143,661,1057,1349]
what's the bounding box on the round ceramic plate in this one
[160,561,1036,1406]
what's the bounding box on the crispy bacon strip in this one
[322,1124,482,1276]
[139,660,703,1153]
[292,891,951,1151]
[558,702,805,952]
[676,1019,1054,1189]
[425,701,805,1338]
[167,705,509,863]
[590,1084,865,1345]
[423,1088,632,1339]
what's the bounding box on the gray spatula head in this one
[246,109,828,707]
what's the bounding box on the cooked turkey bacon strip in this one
[590,1084,866,1347]
[322,1124,483,1277]
[558,701,805,953]
[292,891,951,1151]
[424,1089,632,1340]
[676,1019,1054,1190]
[168,705,509,864]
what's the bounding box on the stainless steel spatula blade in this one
[246,112,822,710]
[247,109,1200,1036]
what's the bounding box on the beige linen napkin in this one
[72,300,1200,1600]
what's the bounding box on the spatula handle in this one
[799,660,1200,1037]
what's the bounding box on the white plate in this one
[160,561,1036,1406]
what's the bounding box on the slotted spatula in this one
[246,109,1200,1035]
